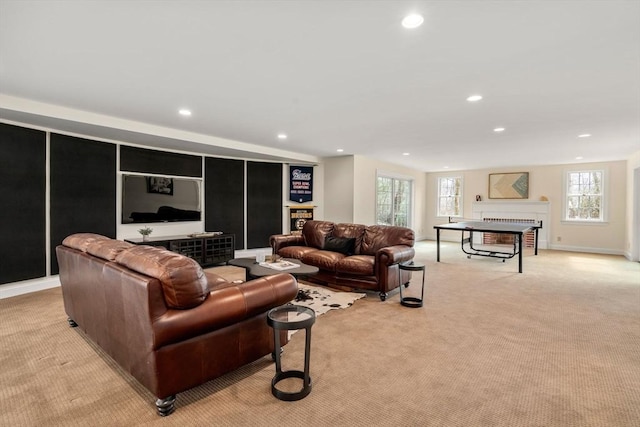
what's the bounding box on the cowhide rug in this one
[292,283,365,317]
[204,265,365,317]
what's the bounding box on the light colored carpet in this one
[1,242,639,426]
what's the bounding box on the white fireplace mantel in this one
[472,201,550,249]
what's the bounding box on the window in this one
[565,170,604,221]
[437,177,462,217]
[376,176,412,227]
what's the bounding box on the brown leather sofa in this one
[270,220,415,301]
[56,233,298,416]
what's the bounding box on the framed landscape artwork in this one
[489,172,529,199]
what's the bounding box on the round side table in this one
[266,304,316,401]
[399,261,426,308]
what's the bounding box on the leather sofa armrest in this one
[153,273,298,348]
[204,271,232,292]
[376,245,415,266]
[270,234,305,254]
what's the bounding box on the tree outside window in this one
[566,170,603,221]
[437,177,462,217]
[376,176,411,227]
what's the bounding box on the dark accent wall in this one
[120,145,202,177]
[50,134,117,274]
[0,123,46,284]
[247,161,282,248]
[1,122,291,287]
[205,157,245,250]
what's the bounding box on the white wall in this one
[426,160,628,255]
[352,155,429,240]
[321,154,429,239]
[626,150,640,261]
[323,156,355,223]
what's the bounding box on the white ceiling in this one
[1,0,639,172]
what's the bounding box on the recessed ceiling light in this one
[402,13,424,29]
[277,133,287,140]
[178,109,192,116]
[578,133,591,138]
[337,149,344,153]
[466,95,483,102]
[402,152,410,156]
[493,127,505,132]
[443,166,450,169]
[575,156,584,160]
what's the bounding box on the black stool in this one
[267,305,315,401]
[399,261,426,308]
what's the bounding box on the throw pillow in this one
[324,236,356,255]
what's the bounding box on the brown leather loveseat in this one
[56,233,298,416]
[270,220,415,301]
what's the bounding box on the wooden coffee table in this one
[227,257,319,281]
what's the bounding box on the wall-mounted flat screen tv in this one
[121,174,202,224]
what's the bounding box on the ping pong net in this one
[447,216,541,226]
[446,217,541,247]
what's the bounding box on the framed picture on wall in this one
[489,172,529,199]
[147,177,173,195]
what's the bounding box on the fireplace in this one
[481,217,537,247]
[472,201,549,249]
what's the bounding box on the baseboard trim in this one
[547,244,624,256]
[0,276,60,299]
[623,250,639,262]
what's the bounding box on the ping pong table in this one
[434,220,542,273]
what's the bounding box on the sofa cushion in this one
[86,239,134,261]
[115,245,208,309]
[302,250,345,272]
[335,255,375,276]
[62,233,110,252]
[360,225,415,255]
[278,246,319,260]
[302,220,334,249]
[324,236,355,255]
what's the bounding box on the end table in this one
[399,261,426,308]
[267,305,316,401]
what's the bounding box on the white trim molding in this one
[549,244,624,256]
[0,276,60,299]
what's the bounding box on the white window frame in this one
[436,176,463,218]
[563,169,606,223]
[375,172,413,228]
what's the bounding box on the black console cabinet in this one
[125,234,235,267]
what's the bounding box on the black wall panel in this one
[0,123,46,285]
[205,157,245,250]
[50,134,116,274]
[120,145,202,177]
[246,162,282,249]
